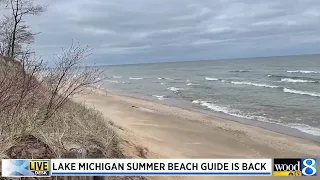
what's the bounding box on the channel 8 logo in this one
[301,158,317,176]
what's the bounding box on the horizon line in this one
[95,53,320,67]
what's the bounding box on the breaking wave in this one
[167,87,184,92]
[186,83,199,86]
[281,78,316,83]
[283,88,320,97]
[268,75,319,82]
[158,77,174,80]
[129,77,143,80]
[205,77,219,81]
[229,70,250,73]
[152,95,167,100]
[192,100,320,136]
[192,100,274,123]
[112,76,122,78]
[287,70,320,74]
[285,123,320,136]
[231,81,279,88]
[106,80,119,83]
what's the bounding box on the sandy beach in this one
[72,88,320,180]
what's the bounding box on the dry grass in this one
[0,99,125,176]
[0,57,147,180]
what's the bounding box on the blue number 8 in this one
[302,159,316,176]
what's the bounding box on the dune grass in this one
[0,56,143,179]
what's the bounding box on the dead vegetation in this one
[0,25,146,180]
[0,46,126,179]
[0,1,148,180]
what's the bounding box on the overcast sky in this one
[26,0,320,65]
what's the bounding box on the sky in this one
[24,0,320,65]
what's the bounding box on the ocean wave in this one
[113,76,122,78]
[287,70,320,74]
[160,82,166,85]
[285,123,320,136]
[283,88,320,97]
[205,77,219,81]
[186,83,199,86]
[152,95,167,100]
[281,78,316,83]
[192,100,320,136]
[268,74,319,81]
[231,81,279,88]
[158,77,174,80]
[229,70,250,73]
[106,80,119,83]
[167,87,183,92]
[192,100,273,123]
[129,77,143,80]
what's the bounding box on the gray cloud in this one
[26,0,320,64]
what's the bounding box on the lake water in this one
[99,55,320,140]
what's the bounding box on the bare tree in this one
[40,42,104,124]
[0,16,13,56]
[3,0,45,58]
[0,42,104,134]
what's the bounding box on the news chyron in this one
[273,158,317,176]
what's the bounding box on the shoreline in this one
[72,87,320,180]
[73,87,320,159]
[99,87,320,143]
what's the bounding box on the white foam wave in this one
[167,87,183,92]
[152,95,166,100]
[113,76,122,78]
[285,123,320,136]
[106,80,119,83]
[158,77,173,80]
[192,100,271,122]
[129,77,143,80]
[231,81,279,88]
[281,78,316,83]
[205,77,219,81]
[283,88,320,97]
[192,100,320,136]
[160,82,166,85]
[186,83,199,86]
[287,70,320,74]
[221,80,226,83]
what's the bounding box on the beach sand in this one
[72,88,320,180]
